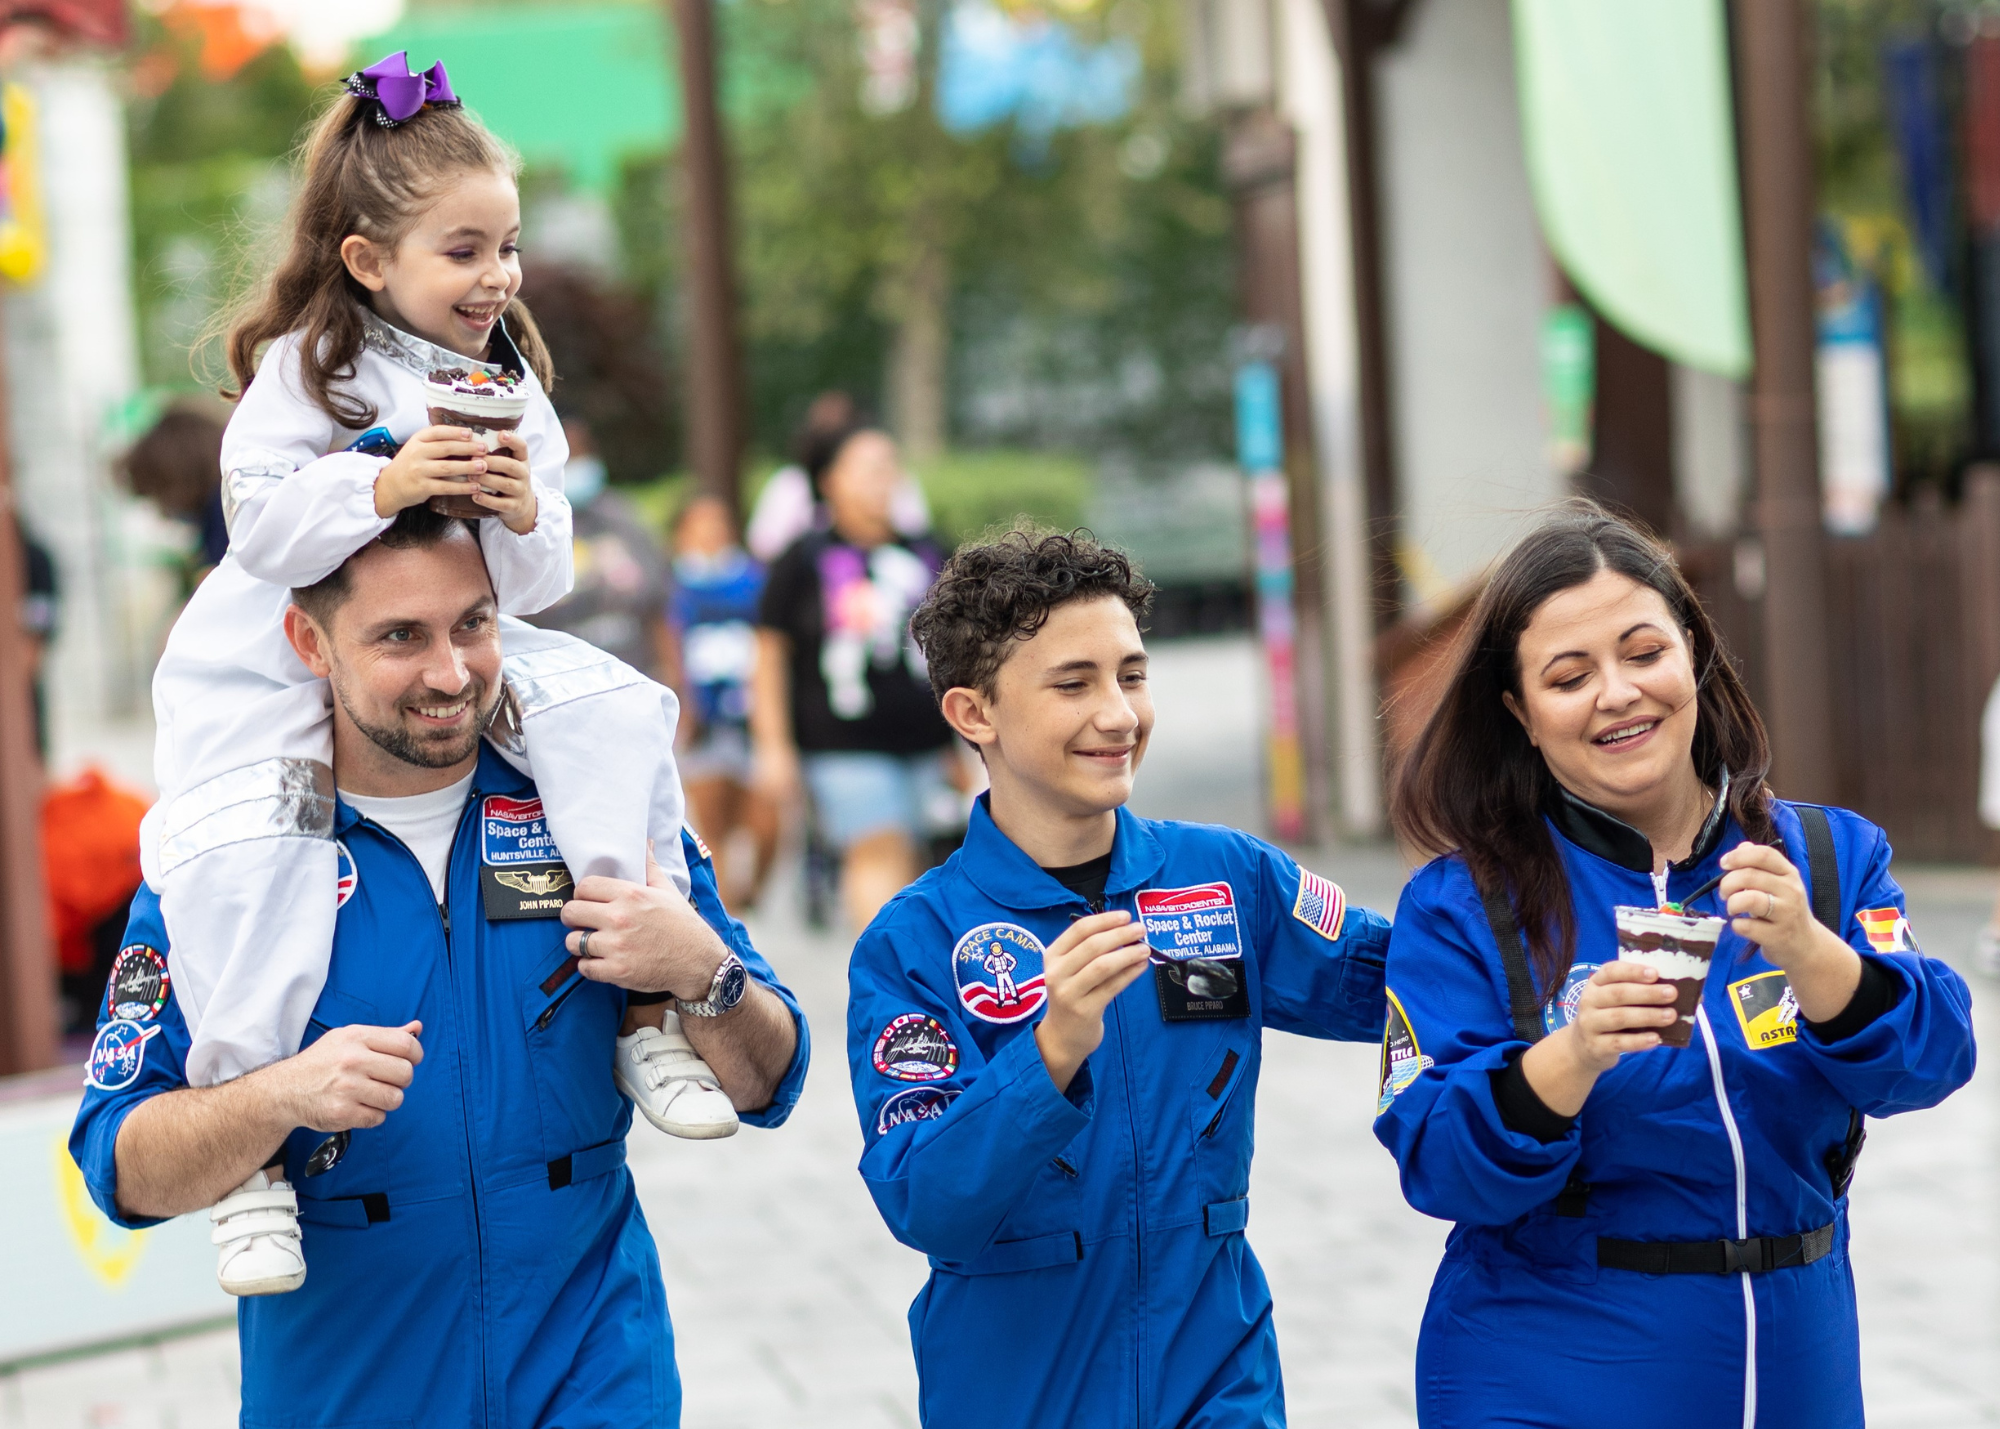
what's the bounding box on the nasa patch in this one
[106,945,170,1022]
[872,1013,959,1082]
[1136,882,1248,1021]
[952,923,1048,1024]
[876,1086,959,1135]
[1376,990,1432,1114]
[480,795,573,920]
[1542,961,1602,1035]
[335,840,359,908]
[86,1019,163,1093]
[1729,970,1800,1050]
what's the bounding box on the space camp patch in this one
[872,1013,959,1082]
[479,795,574,920]
[86,1019,163,1092]
[952,923,1048,1024]
[1542,961,1602,1036]
[1136,882,1248,1021]
[876,1086,959,1135]
[107,945,170,1022]
[1856,906,1919,954]
[1730,970,1800,1050]
[1292,868,1347,941]
[335,840,358,908]
[1377,990,1432,1114]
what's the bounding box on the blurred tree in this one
[519,262,679,485]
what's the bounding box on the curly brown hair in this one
[909,529,1156,702]
[220,89,553,428]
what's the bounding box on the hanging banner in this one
[1235,361,1304,843]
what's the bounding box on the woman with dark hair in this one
[1375,504,1974,1429]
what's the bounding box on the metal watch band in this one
[678,951,747,1017]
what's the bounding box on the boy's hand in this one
[372,426,489,516]
[1034,910,1151,1095]
[471,429,538,534]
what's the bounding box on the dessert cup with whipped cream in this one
[423,366,529,518]
[1613,906,1725,1048]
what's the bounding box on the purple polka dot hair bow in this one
[343,51,461,128]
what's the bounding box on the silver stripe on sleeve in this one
[157,757,336,875]
[503,642,650,721]
[219,454,297,540]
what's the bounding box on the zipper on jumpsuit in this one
[1107,888,1148,1429]
[355,802,492,1423]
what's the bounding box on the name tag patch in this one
[876,1086,959,1134]
[480,795,573,920]
[1137,882,1249,1021]
[872,1014,959,1082]
[107,945,170,1022]
[1730,970,1800,1050]
[952,923,1047,1024]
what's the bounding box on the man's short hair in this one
[909,529,1155,701]
[291,505,477,626]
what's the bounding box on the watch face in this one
[717,960,749,1009]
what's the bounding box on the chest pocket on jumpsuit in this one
[521,936,625,1161]
[1190,1032,1253,1234]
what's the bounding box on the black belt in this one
[1597,1222,1835,1275]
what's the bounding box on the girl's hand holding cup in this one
[372,424,489,517]
[469,429,537,533]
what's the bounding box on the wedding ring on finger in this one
[1762,891,1777,920]
[578,929,592,958]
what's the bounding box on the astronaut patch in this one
[1542,962,1601,1036]
[952,923,1048,1024]
[107,945,170,1022]
[480,795,574,920]
[86,1019,163,1092]
[335,840,358,909]
[872,1014,959,1082]
[1377,991,1432,1114]
[1855,907,1919,954]
[1729,970,1800,1050]
[876,1086,959,1135]
[1137,882,1248,1021]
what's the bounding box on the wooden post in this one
[668,0,745,517]
[1734,0,1838,801]
[0,293,56,1075]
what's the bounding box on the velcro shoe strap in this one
[210,1187,297,1222]
[211,1208,302,1246]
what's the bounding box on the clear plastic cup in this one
[1613,906,1725,1048]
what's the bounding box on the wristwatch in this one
[678,950,749,1018]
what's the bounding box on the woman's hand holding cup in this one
[1521,963,1678,1117]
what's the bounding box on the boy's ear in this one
[939,685,998,750]
[284,604,335,679]
[340,234,389,293]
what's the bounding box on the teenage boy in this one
[846,530,1390,1428]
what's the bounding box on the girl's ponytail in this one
[221,81,553,427]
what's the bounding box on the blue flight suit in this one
[70,747,810,1428]
[1374,796,1975,1429]
[847,796,1390,1428]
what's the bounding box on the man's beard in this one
[332,674,501,770]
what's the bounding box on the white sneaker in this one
[615,1017,739,1140]
[211,1169,306,1296]
[1974,925,2000,978]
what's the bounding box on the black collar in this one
[1547,771,1732,873]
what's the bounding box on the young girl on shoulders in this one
[139,54,732,1301]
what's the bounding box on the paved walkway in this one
[7,638,1996,1427]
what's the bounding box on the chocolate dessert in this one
[424,366,529,518]
[1613,906,1725,1048]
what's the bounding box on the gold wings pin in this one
[494,868,573,897]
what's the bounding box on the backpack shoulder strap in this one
[1792,803,1842,933]
[1478,884,1546,1044]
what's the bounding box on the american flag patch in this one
[1292,869,1346,941]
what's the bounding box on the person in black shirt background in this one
[751,419,964,929]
